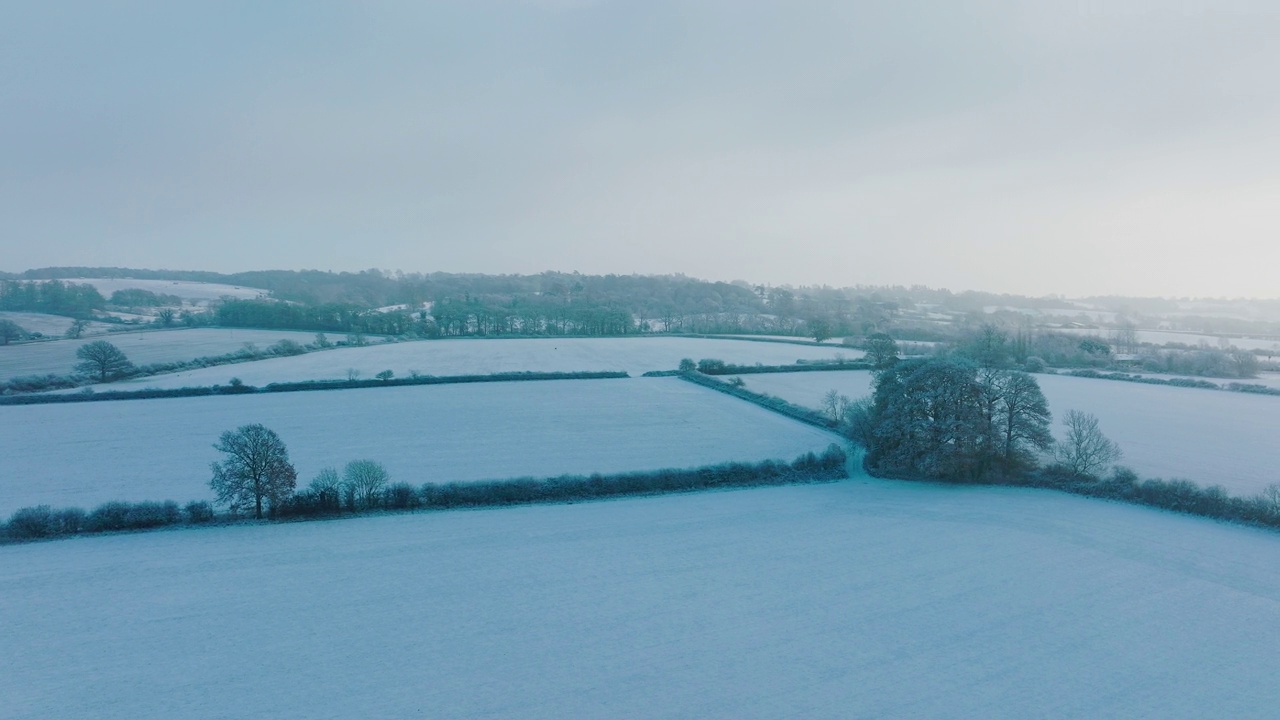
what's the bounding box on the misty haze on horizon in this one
[4,2,1278,298]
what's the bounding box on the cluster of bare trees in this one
[208,424,393,519]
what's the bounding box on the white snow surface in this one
[72,336,862,391]
[57,277,267,303]
[5,480,1280,719]
[0,328,321,380]
[1052,327,1280,352]
[0,312,113,339]
[740,370,1280,496]
[0,378,837,515]
[1134,330,1280,352]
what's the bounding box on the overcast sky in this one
[3,1,1278,297]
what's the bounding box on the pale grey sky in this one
[3,1,1278,297]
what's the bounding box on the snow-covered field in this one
[71,336,863,390]
[1136,330,1280,353]
[0,328,322,380]
[5,479,1280,719]
[59,278,267,304]
[0,311,112,339]
[739,370,1280,496]
[1053,327,1280,352]
[0,378,837,515]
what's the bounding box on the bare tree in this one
[1258,484,1280,517]
[308,467,343,512]
[1111,321,1138,355]
[210,424,297,519]
[989,370,1054,473]
[1054,410,1122,477]
[1231,350,1259,378]
[343,460,389,510]
[821,390,854,423]
[74,340,134,382]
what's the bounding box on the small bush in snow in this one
[697,358,727,373]
[7,506,59,539]
[385,483,420,509]
[184,501,215,523]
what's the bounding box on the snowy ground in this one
[0,377,838,515]
[57,278,267,304]
[68,336,863,391]
[0,328,322,380]
[5,479,1280,719]
[0,311,113,339]
[739,369,1280,496]
[1053,327,1280,353]
[1136,329,1280,352]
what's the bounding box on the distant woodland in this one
[4,268,1280,379]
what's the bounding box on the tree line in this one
[0,279,106,317]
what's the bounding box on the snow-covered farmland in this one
[0,328,321,380]
[59,278,267,304]
[0,311,113,339]
[5,480,1280,719]
[1052,327,1280,353]
[74,336,863,390]
[0,378,837,515]
[1136,329,1280,352]
[739,369,1280,496]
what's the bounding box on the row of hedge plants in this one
[1015,466,1280,531]
[0,370,631,405]
[674,369,839,430]
[2,448,846,543]
[3,500,215,540]
[278,446,847,518]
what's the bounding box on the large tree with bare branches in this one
[210,424,297,519]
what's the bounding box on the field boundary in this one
[1,447,848,544]
[674,370,839,431]
[0,370,631,405]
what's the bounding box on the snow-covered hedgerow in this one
[2,448,847,542]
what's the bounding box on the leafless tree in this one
[1054,410,1122,477]
[344,459,389,510]
[210,424,297,519]
[74,340,134,382]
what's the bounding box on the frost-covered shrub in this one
[2,374,79,393]
[276,490,334,518]
[184,501,215,523]
[1022,356,1045,373]
[86,502,131,532]
[6,506,59,539]
[86,500,181,532]
[124,501,182,529]
[270,339,307,356]
[57,507,86,534]
[385,483,420,509]
[678,358,696,371]
[697,358,727,373]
